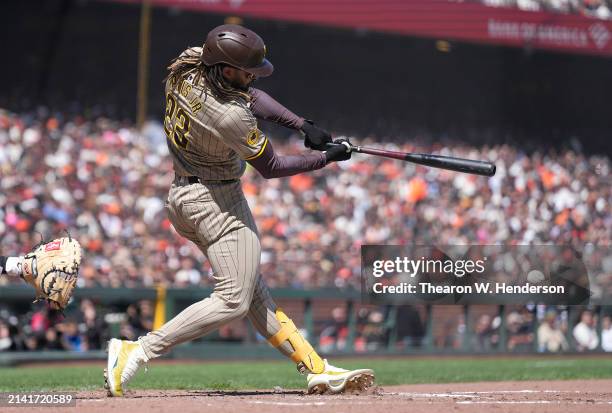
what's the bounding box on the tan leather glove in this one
[21,237,82,310]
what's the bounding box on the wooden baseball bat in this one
[327,143,496,177]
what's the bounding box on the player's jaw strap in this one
[268,309,325,374]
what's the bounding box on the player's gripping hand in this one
[300,120,332,151]
[21,236,82,310]
[325,138,352,164]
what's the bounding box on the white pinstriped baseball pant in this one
[139,181,294,359]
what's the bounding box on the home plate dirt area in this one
[6,379,611,413]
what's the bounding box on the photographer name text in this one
[372,282,565,295]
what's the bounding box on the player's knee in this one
[235,303,251,319]
[227,300,250,319]
[224,295,252,319]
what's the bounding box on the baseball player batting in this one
[105,24,374,396]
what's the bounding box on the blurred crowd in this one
[2,298,611,353]
[479,0,612,19]
[316,304,612,353]
[431,305,612,352]
[0,108,610,291]
[318,305,425,353]
[0,299,154,352]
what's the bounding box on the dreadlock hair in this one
[164,46,251,103]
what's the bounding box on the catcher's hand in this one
[21,237,82,310]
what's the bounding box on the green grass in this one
[0,357,611,392]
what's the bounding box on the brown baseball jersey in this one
[163,50,268,181]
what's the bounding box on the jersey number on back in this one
[164,93,190,149]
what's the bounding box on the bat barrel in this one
[325,143,496,176]
[405,153,496,177]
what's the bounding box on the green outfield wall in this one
[0,286,608,366]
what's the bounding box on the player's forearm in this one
[249,88,305,130]
[248,139,325,179]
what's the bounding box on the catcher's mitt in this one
[21,237,82,310]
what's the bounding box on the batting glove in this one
[325,138,352,164]
[300,120,332,151]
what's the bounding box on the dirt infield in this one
[4,379,611,413]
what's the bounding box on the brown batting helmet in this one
[201,24,273,78]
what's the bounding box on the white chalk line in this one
[458,400,612,405]
[248,400,327,406]
[459,400,552,405]
[384,390,612,405]
[78,390,612,407]
[385,390,576,398]
[247,400,393,407]
[455,390,577,394]
[383,392,475,398]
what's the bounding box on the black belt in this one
[174,175,238,186]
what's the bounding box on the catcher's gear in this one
[20,237,82,310]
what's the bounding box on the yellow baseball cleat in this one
[306,359,375,394]
[104,338,148,397]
